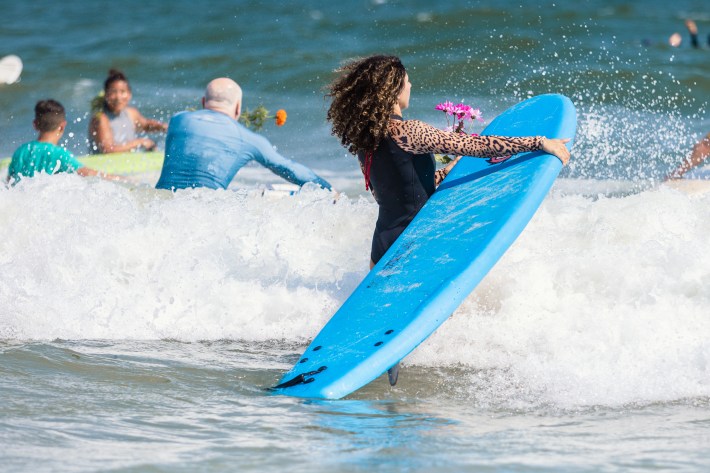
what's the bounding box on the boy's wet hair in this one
[34,99,66,132]
[104,68,130,91]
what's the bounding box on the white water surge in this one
[2,174,708,409]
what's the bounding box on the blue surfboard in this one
[274,94,577,399]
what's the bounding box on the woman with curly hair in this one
[326,55,570,269]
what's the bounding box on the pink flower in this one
[435,101,455,115]
[436,100,485,136]
[452,104,472,120]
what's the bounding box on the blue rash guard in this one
[155,109,331,191]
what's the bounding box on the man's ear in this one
[235,101,241,120]
[32,119,40,131]
[201,97,206,109]
[57,120,67,133]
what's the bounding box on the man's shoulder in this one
[38,140,68,153]
[171,109,234,125]
[12,140,47,157]
[170,109,243,137]
[12,140,35,154]
[33,141,73,159]
[10,141,71,169]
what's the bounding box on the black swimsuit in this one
[358,115,435,264]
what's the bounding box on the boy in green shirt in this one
[7,99,121,184]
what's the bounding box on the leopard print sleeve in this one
[434,168,448,186]
[389,119,543,158]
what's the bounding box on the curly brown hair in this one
[326,55,406,155]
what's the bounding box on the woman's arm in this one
[129,107,168,133]
[390,119,570,165]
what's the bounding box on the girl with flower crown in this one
[326,55,571,269]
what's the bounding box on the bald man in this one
[156,78,330,191]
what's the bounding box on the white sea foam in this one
[413,184,710,406]
[0,174,374,341]
[1,174,709,406]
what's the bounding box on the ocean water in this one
[1,0,710,472]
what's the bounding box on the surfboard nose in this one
[0,55,23,84]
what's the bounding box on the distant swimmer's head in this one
[103,68,132,114]
[33,99,66,134]
[326,55,408,155]
[669,32,682,47]
[203,78,243,119]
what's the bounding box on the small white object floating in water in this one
[0,55,23,84]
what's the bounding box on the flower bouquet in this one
[434,101,483,164]
[434,101,511,165]
[239,105,287,131]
